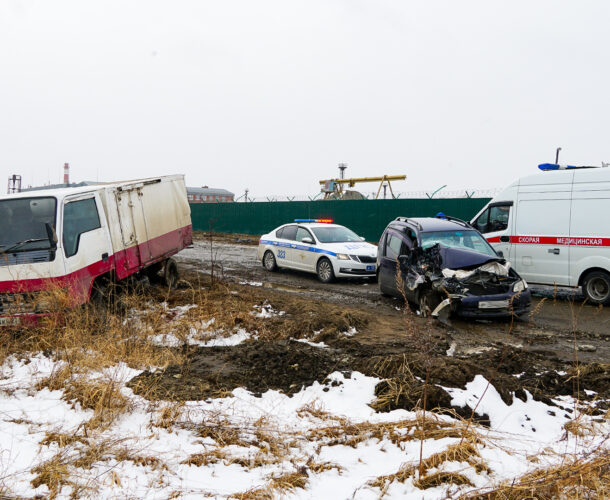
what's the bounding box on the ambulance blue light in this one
[539,163,580,171]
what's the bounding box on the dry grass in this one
[62,378,131,430]
[40,431,87,448]
[415,471,473,489]
[232,471,309,499]
[463,449,610,499]
[31,438,140,498]
[151,402,184,430]
[370,438,488,495]
[308,415,478,450]
[30,453,72,499]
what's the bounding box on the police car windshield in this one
[311,226,361,243]
[421,230,497,257]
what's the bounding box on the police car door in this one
[294,226,316,271]
[472,202,514,262]
[278,224,297,269]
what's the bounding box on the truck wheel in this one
[144,262,163,284]
[163,258,179,289]
[583,271,610,305]
[263,251,278,272]
[317,258,335,283]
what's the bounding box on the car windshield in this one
[0,197,57,252]
[311,226,361,243]
[421,230,497,257]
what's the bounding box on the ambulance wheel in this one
[317,258,335,283]
[163,258,179,289]
[263,251,278,272]
[583,271,610,306]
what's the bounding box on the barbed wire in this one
[233,188,501,202]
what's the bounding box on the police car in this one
[257,219,377,282]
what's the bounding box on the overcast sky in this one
[1,0,609,198]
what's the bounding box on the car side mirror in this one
[497,250,504,258]
[301,237,314,244]
[360,236,365,241]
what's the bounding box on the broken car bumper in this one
[455,289,532,318]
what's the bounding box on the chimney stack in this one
[63,163,70,186]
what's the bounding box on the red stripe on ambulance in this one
[486,236,610,247]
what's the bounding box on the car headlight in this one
[336,253,351,260]
[513,279,528,293]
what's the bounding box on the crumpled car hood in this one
[437,246,503,270]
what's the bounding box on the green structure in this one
[190,198,491,243]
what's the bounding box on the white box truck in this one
[0,175,192,324]
[471,164,610,305]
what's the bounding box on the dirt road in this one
[176,235,610,366]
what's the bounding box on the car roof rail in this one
[394,217,422,230]
[438,215,472,228]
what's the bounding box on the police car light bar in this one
[538,163,599,171]
[294,218,334,223]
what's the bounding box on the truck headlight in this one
[336,253,351,260]
[513,280,528,293]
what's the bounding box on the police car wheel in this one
[263,251,278,272]
[317,258,335,283]
[583,271,610,305]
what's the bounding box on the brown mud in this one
[130,273,610,416]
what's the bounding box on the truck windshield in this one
[0,197,57,252]
[311,226,361,243]
[421,230,497,257]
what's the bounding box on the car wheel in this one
[419,289,441,317]
[263,250,278,272]
[317,258,335,283]
[583,270,610,305]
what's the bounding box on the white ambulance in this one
[471,164,610,305]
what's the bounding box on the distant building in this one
[187,186,234,203]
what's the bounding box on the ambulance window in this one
[488,205,510,232]
[474,204,511,233]
[282,225,297,241]
[385,233,403,260]
[63,198,101,258]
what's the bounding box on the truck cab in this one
[0,175,192,323]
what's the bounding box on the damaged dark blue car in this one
[377,216,531,319]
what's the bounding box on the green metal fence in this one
[190,198,491,242]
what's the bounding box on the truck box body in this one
[0,175,192,320]
[471,167,610,302]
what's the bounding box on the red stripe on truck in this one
[486,235,610,247]
[0,224,193,307]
